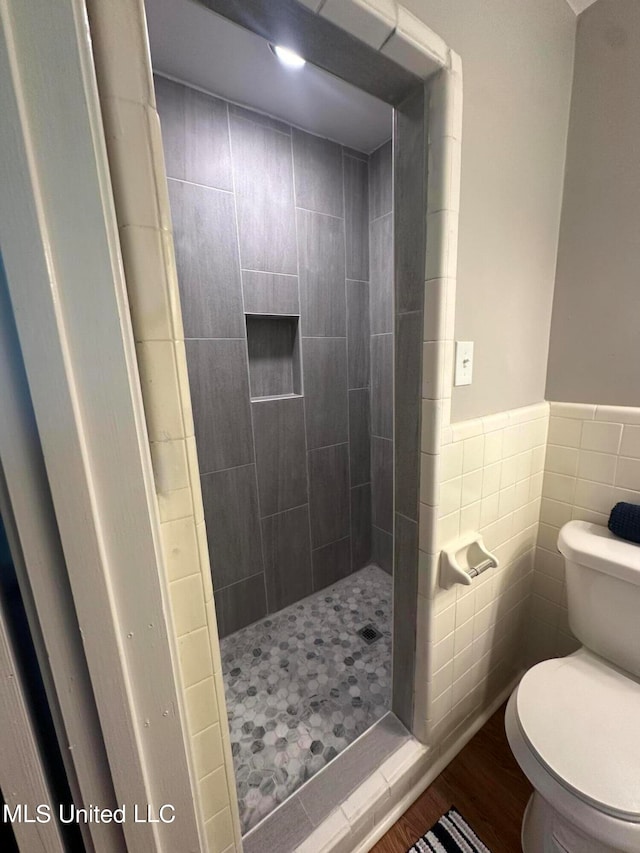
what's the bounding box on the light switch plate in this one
[455,341,473,386]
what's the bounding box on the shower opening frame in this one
[0,0,464,849]
[185,0,431,737]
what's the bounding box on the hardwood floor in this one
[372,705,532,853]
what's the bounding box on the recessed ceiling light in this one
[270,44,306,69]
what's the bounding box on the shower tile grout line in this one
[342,146,356,576]
[288,124,317,599]
[225,97,271,619]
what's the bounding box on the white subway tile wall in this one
[528,402,640,664]
[417,401,549,748]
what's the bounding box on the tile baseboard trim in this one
[296,672,522,853]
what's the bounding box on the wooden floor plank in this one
[371,705,532,853]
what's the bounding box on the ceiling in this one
[565,0,599,13]
[144,0,393,154]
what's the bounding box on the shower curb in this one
[293,673,523,853]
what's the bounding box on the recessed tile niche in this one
[246,314,302,401]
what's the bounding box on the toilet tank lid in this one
[558,520,640,586]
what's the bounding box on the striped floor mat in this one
[407,807,492,853]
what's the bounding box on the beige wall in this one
[546,0,640,406]
[404,0,576,421]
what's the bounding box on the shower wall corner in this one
[391,82,429,731]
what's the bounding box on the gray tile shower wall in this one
[292,129,344,218]
[302,336,348,450]
[297,209,346,337]
[371,332,393,439]
[350,483,372,571]
[311,537,352,590]
[261,504,313,611]
[344,155,370,281]
[348,388,371,487]
[242,270,299,316]
[369,139,394,575]
[155,76,233,190]
[371,436,393,534]
[308,443,350,549]
[184,338,254,473]
[369,139,393,222]
[346,279,369,389]
[392,86,427,729]
[370,213,394,336]
[167,180,243,338]
[251,397,307,517]
[201,464,264,588]
[229,111,298,275]
[156,74,391,636]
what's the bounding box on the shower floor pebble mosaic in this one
[220,564,392,834]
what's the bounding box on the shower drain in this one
[357,623,382,645]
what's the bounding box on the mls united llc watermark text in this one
[3,803,176,825]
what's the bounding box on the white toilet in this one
[506,520,640,853]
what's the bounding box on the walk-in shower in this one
[146,0,425,836]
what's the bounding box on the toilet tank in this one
[558,520,640,679]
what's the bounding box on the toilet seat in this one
[514,649,640,822]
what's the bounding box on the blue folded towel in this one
[608,502,640,545]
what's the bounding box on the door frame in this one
[0,257,127,851]
[0,1,201,849]
[0,576,66,853]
